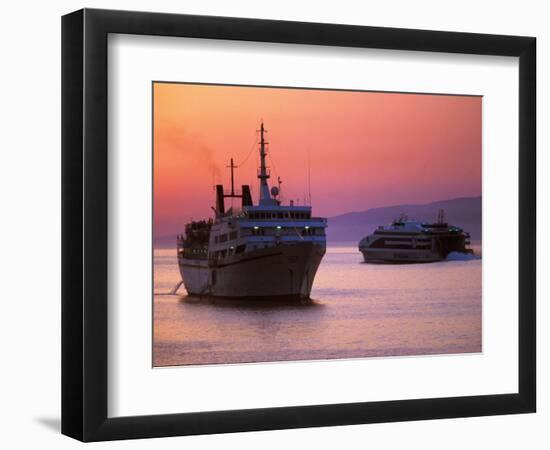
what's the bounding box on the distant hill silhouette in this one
[326,196,481,243]
[155,196,481,247]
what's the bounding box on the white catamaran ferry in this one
[358,211,473,263]
[176,122,327,299]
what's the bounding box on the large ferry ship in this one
[176,122,327,299]
[358,210,473,263]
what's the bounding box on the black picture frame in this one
[62,8,536,442]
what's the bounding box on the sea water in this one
[153,243,481,366]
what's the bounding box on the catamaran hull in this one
[360,247,474,263]
[178,242,325,299]
[360,248,443,263]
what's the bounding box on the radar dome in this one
[270,186,279,196]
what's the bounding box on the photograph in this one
[152,82,482,367]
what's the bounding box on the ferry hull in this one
[178,242,325,299]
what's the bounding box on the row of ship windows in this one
[247,211,311,220]
[214,231,239,244]
[210,245,246,259]
[214,227,324,242]
[369,240,432,249]
[366,236,431,242]
[178,247,207,258]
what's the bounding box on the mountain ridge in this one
[326,196,481,242]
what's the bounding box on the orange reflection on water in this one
[153,245,481,367]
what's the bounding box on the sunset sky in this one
[153,82,481,240]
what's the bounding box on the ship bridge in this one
[239,204,326,240]
[212,204,327,250]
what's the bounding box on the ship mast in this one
[258,121,276,206]
[227,158,236,197]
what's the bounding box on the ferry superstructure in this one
[176,122,327,299]
[358,211,472,263]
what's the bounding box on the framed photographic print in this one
[61,8,536,441]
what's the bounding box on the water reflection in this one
[153,244,481,367]
[178,295,325,310]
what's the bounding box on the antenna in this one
[307,148,312,205]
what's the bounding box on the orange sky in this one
[153,82,481,240]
